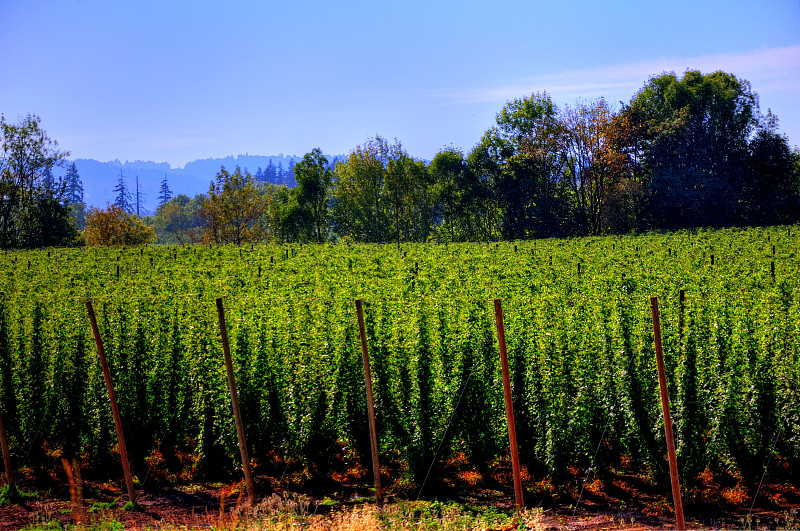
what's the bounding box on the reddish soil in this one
[1,464,798,530]
[1,475,798,530]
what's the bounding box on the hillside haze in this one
[53,154,306,214]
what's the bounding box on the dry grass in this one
[151,494,547,531]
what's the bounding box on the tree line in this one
[2,70,799,248]
[156,70,800,245]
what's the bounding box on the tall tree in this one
[201,166,269,245]
[276,161,285,185]
[0,113,73,248]
[557,98,617,235]
[286,159,297,186]
[472,92,566,239]
[42,166,55,192]
[601,105,649,233]
[743,114,800,224]
[430,147,466,241]
[64,162,84,204]
[332,136,393,242]
[113,169,133,214]
[384,148,433,243]
[624,70,759,228]
[292,148,333,242]
[157,173,173,207]
[265,159,277,183]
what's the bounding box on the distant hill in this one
[52,154,309,214]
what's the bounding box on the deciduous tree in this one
[557,98,616,235]
[332,136,393,242]
[0,113,73,248]
[624,70,759,228]
[201,166,268,245]
[84,204,156,246]
[153,194,205,245]
[292,148,333,242]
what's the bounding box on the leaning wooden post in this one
[215,297,256,505]
[493,299,524,512]
[0,406,14,489]
[85,300,136,504]
[650,296,685,530]
[355,299,383,507]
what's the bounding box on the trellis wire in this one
[416,369,474,501]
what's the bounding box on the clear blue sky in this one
[2,0,799,167]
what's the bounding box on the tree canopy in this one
[10,69,800,248]
[0,113,76,248]
[201,166,269,245]
[84,204,156,246]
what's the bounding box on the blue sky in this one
[2,0,799,167]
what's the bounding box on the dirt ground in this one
[1,474,798,531]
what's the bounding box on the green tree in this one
[113,169,133,214]
[0,113,73,248]
[332,136,393,242]
[201,166,268,245]
[42,166,55,192]
[624,70,759,228]
[263,183,294,242]
[429,147,466,241]
[64,162,84,204]
[157,173,173,207]
[153,194,205,245]
[332,136,433,243]
[384,147,433,244]
[743,114,800,224]
[68,201,87,233]
[292,148,333,242]
[471,92,567,239]
[463,138,502,240]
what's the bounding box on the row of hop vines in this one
[0,226,798,493]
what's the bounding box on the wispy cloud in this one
[430,45,800,106]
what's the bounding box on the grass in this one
[0,483,38,505]
[153,495,546,530]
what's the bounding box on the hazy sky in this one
[2,0,799,167]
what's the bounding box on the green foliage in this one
[0,113,75,249]
[153,194,205,245]
[291,148,333,242]
[624,70,774,229]
[0,226,797,494]
[333,136,433,243]
[202,166,269,245]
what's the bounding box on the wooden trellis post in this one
[355,299,383,507]
[215,297,256,505]
[494,299,524,512]
[651,296,685,530]
[86,300,136,504]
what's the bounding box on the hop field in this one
[0,226,798,501]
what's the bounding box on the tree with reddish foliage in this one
[84,204,155,246]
